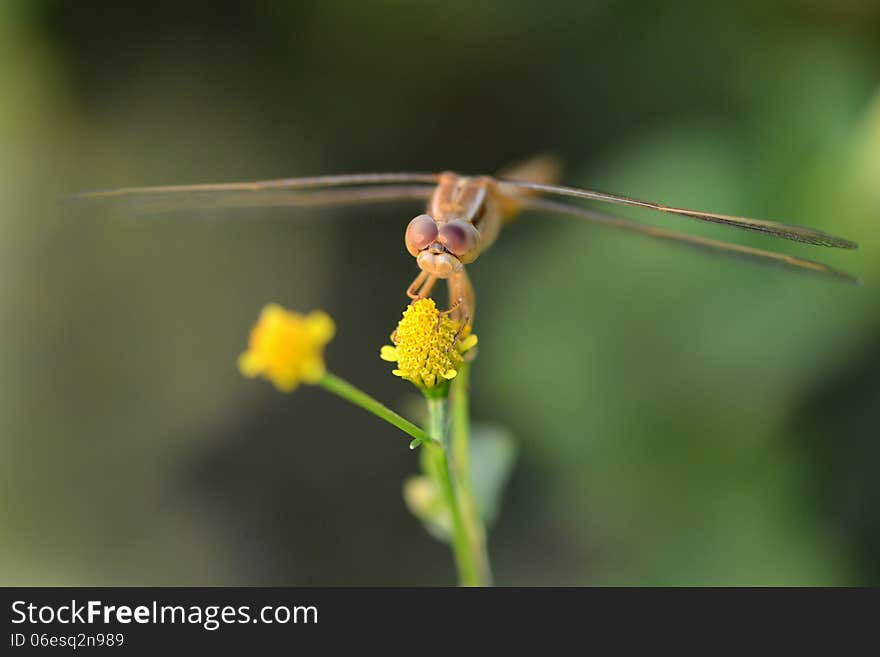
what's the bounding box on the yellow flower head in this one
[238,304,335,392]
[380,298,478,392]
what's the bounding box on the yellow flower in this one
[238,304,335,392]
[380,298,478,391]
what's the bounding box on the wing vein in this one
[73,183,436,215]
[501,179,858,250]
[76,172,440,199]
[521,197,860,285]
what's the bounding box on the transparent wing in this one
[74,180,437,215]
[521,197,860,285]
[500,179,858,250]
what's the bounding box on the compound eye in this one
[405,214,439,256]
[438,220,479,258]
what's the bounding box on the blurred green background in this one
[2,0,879,585]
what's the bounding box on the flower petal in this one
[237,351,263,378]
[458,334,478,352]
[306,311,336,343]
[379,345,398,361]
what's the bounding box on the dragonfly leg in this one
[445,309,471,353]
[437,298,462,316]
[446,269,475,328]
[406,270,438,301]
[436,297,462,332]
[406,270,428,300]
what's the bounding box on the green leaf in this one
[404,424,517,542]
[468,424,517,528]
[403,475,450,542]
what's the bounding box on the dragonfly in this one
[77,155,859,326]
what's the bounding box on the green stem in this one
[425,396,479,587]
[320,372,436,447]
[451,363,492,585]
